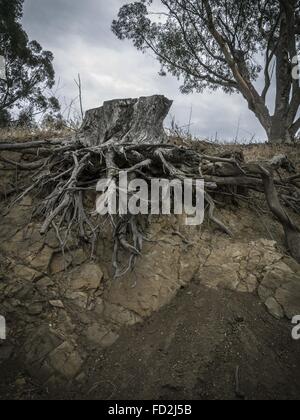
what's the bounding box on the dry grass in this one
[1,129,299,169]
[168,134,300,169]
[0,126,72,143]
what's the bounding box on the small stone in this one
[101,331,119,348]
[258,285,273,302]
[44,230,60,249]
[259,239,277,248]
[245,274,258,293]
[85,324,119,348]
[36,277,54,288]
[65,291,88,309]
[273,261,294,275]
[103,302,142,326]
[50,249,88,274]
[72,249,88,266]
[198,265,240,291]
[93,298,104,316]
[24,326,63,368]
[48,341,83,380]
[265,297,284,320]
[27,246,53,272]
[275,278,300,320]
[49,300,64,309]
[27,303,43,316]
[50,253,71,274]
[13,265,40,282]
[71,263,103,291]
[57,311,75,335]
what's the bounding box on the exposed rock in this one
[104,233,190,317]
[265,297,284,320]
[27,303,43,316]
[92,297,104,316]
[44,230,61,249]
[56,311,76,335]
[47,341,83,381]
[259,267,300,320]
[1,167,300,392]
[258,285,273,302]
[100,331,120,348]
[238,274,258,293]
[275,278,300,319]
[199,265,240,291]
[26,246,53,272]
[65,291,88,309]
[85,323,119,348]
[36,277,54,289]
[25,326,63,368]
[49,300,64,309]
[23,329,83,384]
[103,302,143,326]
[259,269,288,293]
[50,253,72,274]
[70,262,103,291]
[50,249,87,274]
[13,265,40,282]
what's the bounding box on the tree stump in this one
[78,95,173,147]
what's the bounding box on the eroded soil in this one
[1,141,300,400]
[1,282,300,400]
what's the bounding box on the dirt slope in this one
[83,283,300,401]
[2,282,300,400]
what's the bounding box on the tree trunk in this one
[78,95,173,147]
[267,2,297,145]
[268,115,294,144]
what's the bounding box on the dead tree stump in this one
[78,95,173,147]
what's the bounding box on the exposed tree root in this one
[1,96,299,274]
[261,167,300,262]
[1,139,299,274]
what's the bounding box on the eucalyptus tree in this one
[0,0,59,126]
[112,0,300,143]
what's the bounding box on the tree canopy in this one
[0,0,60,127]
[113,0,300,143]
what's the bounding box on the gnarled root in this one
[1,138,299,275]
[261,168,300,263]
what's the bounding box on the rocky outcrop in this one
[1,183,300,388]
[0,200,204,387]
[196,238,300,319]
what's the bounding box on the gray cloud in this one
[22,0,267,141]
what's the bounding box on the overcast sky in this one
[22,0,267,142]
